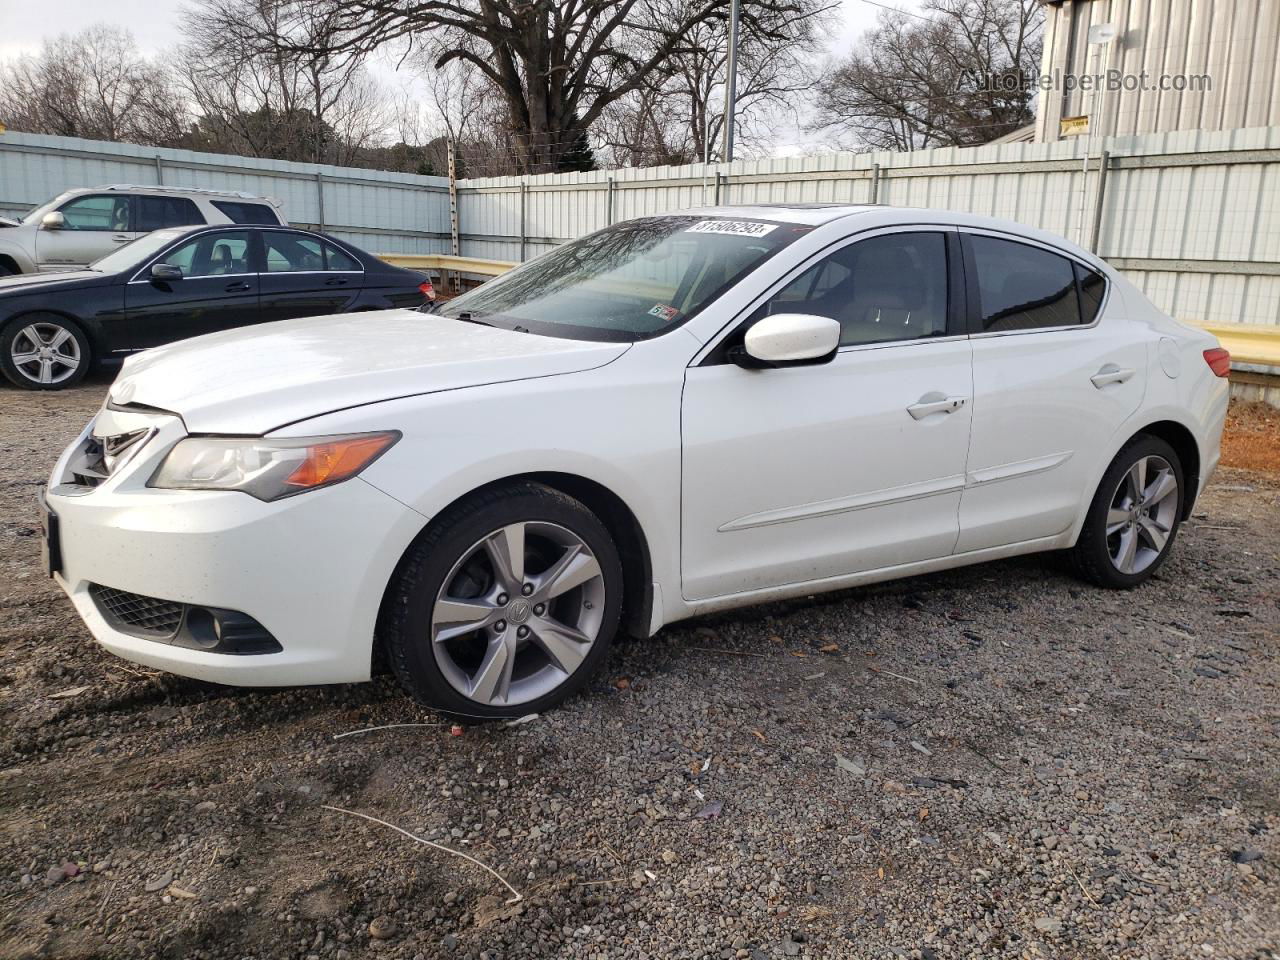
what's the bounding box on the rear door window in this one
[262,232,361,272]
[212,201,281,225]
[967,235,1082,332]
[322,242,361,271]
[263,232,326,272]
[136,196,205,231]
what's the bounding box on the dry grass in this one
[1222,399,1280,474]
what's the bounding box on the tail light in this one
[1203,347,1231,377]
[419,280,436,301]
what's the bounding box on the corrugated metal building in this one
[1035,0,1280,142]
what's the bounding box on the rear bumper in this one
[49,469,425,687]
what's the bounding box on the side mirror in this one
[731,313,841,368]
[151,263,183,281]
[41,211,66,230]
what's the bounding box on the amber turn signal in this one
[284,433,400,490]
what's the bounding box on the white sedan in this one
[42,205,1230,718]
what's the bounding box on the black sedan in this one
[0,224,431,389]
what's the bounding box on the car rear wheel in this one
[380,481,623,719]
[1070,435,1184,588]
[1,315,91,390]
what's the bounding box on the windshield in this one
[434,215,808,341]
[89,229,189,274]
[21,193,70,225]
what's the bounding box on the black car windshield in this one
[434,215,809,341]
[89,228,190,274]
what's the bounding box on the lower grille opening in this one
[87,585,281,655]
[89,584,183,638]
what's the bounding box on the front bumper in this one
[46,409,426,686]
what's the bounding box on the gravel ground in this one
[1,375,1277,960]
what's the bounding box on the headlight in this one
[149,432,399,501]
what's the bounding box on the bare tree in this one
[401,54,531,177]
[596,0,831,167]
[179,0,392,164]
[0,25,188,145]
[813,0,1042,151]
[183,0,818,174]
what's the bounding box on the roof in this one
[91,184,279,203]
[670,203,1108,270]
[678,204,879,226]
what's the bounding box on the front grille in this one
[89,585,184,638]
[70,428,153,488]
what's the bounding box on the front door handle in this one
[907,394,968,420]
[1090,365,1135,388]
[224,281,252,292]
[111,234,131,243]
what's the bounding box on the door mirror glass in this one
[41,211,65,230]
[738,313,840,367]
[151,262,184,281]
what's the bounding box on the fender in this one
[1064,404,1214,546]
[0,238,36,275]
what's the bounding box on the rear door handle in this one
[1091,365,1135,388]
[111,234,131,243]
[907,394,968,420]
[324,278,349,286]
[224,281,252,292]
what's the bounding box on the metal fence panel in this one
[4,126,1279,357]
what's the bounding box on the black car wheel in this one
[0,314,92,390]
[380,481,624,720]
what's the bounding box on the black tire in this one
[1070,434,1184,589]
[0,314,92,390]
[380,481,624,719]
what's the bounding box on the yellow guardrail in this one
[1192,323,1280,368]
[377,253,516,277]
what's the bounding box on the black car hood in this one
[0,270,113,293]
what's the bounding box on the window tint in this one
[970,236,1081,332]
[323,241,360,271]
[753,232,950,346]
[136,196,205,232]
[58,195,130,231]
[212,200,280,225]
[263,232,327,272]
[1077,263,1106,324]
[160,231,251,278]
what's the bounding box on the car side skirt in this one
[663,532,1069,625]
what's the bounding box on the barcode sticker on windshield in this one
[686,220,778,238]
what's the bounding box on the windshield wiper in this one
[452,311,532,334]
[453,311,498,327]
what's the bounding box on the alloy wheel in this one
[430,520,607,707]
[9,322,81,386]
[1106,454,1179,575]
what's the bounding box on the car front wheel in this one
[1,315,91,390]
[1070,435,1184,588]
[381,481,623,719]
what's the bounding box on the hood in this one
[110,310,630,434]
[0,270,110,293]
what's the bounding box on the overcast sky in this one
[0,0,923,155]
